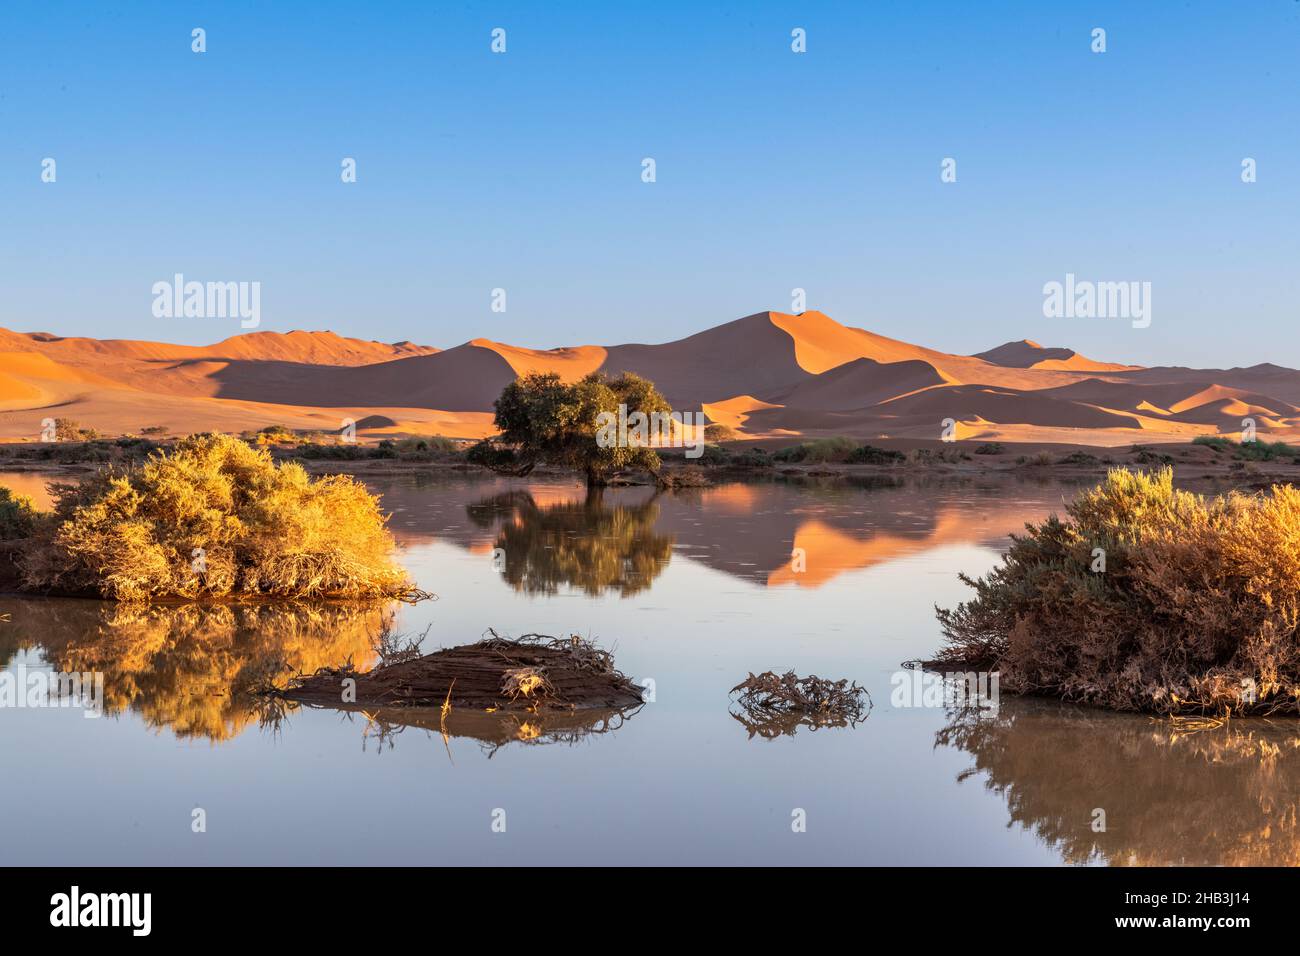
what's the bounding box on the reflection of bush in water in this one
[5,600,387,742]
[343,704,639,757]
[467,490,673,596]
[937,700,1300,865]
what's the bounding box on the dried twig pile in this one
[729,670,872,738]
[277,630,645,712]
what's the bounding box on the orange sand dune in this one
[770,356,947,411]
[4,328,435,367]
[2,310,1298,444]
[470,339,607,381]
[974,339,1135,373]
[701,395,784,430]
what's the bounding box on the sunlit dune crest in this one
[1,310,1298,442]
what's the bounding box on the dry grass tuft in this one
[19,432,422,602]
[934,466,1300,715]
[729,670,871,738]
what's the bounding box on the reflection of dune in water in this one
[767,511,973,587]
[3,599,388,742]
[937,699,1300,866]
[381,474,1085,591]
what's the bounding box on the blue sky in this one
[1,1,1297,367]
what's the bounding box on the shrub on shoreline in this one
[0,488,41,539]
[933,467,1300,715]
[19,433,419,602]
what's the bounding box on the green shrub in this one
[1057,451,1100,466]
[729,447,773,469]
[1238,439,1298,461]
[974,442,1006,455]
[696,444,733,466]
[848,444,907,464]
[53,418,98,442]
[773,437,860,464]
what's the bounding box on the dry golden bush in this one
[20,433,417,601]
[935,467,1300,714]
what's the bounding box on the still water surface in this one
[2,472,1295,865]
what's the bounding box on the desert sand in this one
[1,311,1297,445]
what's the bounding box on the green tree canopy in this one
[470,371,674,485]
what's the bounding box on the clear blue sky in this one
[1,1,1296,367]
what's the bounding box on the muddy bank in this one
[276,633,646,711]
[7,436,1300,489]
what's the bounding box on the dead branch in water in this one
[729,670,872,739]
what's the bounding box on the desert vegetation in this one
[933,467,1300,715]
[1193,434,1300,462]
[465,490,673,596]
[0,487,40,539]
[937,699,1300,865]
[729,670,871,739]
[468,371,674,486]
[1,599,388,741]
[9,433,420,602]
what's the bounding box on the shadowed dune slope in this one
[2,310,1299,443]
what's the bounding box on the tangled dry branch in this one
[729,670,872,739]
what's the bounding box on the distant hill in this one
[1,312,1297,446]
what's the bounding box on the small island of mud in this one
[274,632,647,713]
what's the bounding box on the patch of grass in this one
[1193,435,1297,461]
[390,435,459,459]
[773,436,859,464]
[1015,451,1054,467]
[934,467,1300,715]
[1057,451,1101,466]
[695,444,733,466]
[974,442,1006,455]
[1238,439,1299,461]
[20,433,420,602]
[729,447,773,469]
[911,447,970,464]
[847,444,907,464]
[1133,448,1175,465]
[53,418,98,441]
[247,424,300,445]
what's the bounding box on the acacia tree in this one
[469,371,673,486]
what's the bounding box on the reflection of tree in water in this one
[4,599,386,742]
[937,699,1300,865]
[467,490,673,596]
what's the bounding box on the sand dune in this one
[1,310,1297,443]
[974,339,1135,373]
